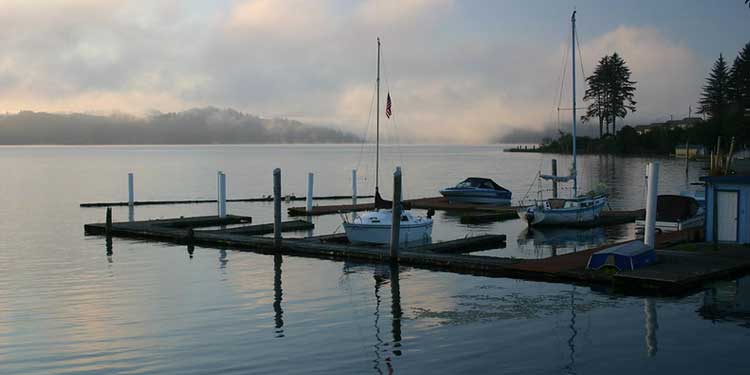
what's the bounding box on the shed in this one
[701,175,750,244]
[586,240,656,272]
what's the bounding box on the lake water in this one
[0,144,747,374]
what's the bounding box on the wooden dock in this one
[289,196,644,227]
[84,214,749,296]
[80,195,374,207]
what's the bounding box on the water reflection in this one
[699,276,750,328]
[371,264,403,374]
[273,254,284,338]
[105,236,113,261]
[517,227,608,258]
[564,288,577,375]
[644,298,658,357]
[343,262,403,373]
[219,249,228,271]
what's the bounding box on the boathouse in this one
[701,176,750,244]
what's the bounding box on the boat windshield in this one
[455,178,496,189]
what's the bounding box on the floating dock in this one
[288,196,644,227]
[84,214,749,296]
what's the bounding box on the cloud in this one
[580,26,704,122]
[0,1,716,143]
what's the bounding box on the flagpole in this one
[376,37,381,195]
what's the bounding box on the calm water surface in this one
[0,145,747,374]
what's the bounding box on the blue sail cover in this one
[586,240,656,271]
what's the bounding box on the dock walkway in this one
[85,215,748,296]
[289,196,644,227]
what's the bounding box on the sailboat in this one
[517,11,608,226]
[343,38,433,245]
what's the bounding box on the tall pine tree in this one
[729,42,750,118]
[581,53,636,137]
[698,54,731,121]
[607,53,637,134]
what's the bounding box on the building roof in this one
[699,175,750,184]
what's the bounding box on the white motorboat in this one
[634,194,704,233]
[517,11,609,227]
[343,38,432,245]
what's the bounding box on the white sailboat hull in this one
[517,196,607,226]
[344,209,433,245]
[343,222,433,245]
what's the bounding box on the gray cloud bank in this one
[0,107,359,144]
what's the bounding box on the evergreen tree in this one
[607,53,637,134]
[697,54,731,120]
[729,42,750,118]
[581,53,636,137]
[582,55,610,138]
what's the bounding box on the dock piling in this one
[306,173,314,214]
[390,167,402,260]
[274,168,282,250]
[128,173,134,207]
[105,207,112,237]
[217,172,227,218]
[644,162,659,247]
[551,159,558,198]
[352,169,358,220]
[128,173,135,222]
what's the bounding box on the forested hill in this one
[0,107,360,144]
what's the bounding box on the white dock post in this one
[127,172,135,222]
[352,169,358,207]
[306,173,314,215]
[217,171,222,216]
[273,168,282,249]
[220,172,227,217]
[644,162,659,247]
[390,167,402,259]
[217,171,227,218]
[128,173,134,207]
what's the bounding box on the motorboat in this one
[439,177,512,205]
[635,194,704,233]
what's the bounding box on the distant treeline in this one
[0,107,360,144]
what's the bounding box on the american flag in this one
[385,93,392,118]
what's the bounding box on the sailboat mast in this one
[571,11,578,197]
[376,38,381,194]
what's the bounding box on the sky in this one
[0,0,748,143]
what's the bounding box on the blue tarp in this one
[587,240,656,271]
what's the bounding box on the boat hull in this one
[517,196,607,226]
[440,188,511,205]
[343,221,433,245]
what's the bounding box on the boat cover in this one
[451,177,510,192]
[656,195,699,222]
[586,240,656,271]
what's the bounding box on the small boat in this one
[635,194,704,233]
[519,194,608,226]
[344,208,433,245]
[343,38,432,246]
[517,11,609,227]
[439,177,512,205]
